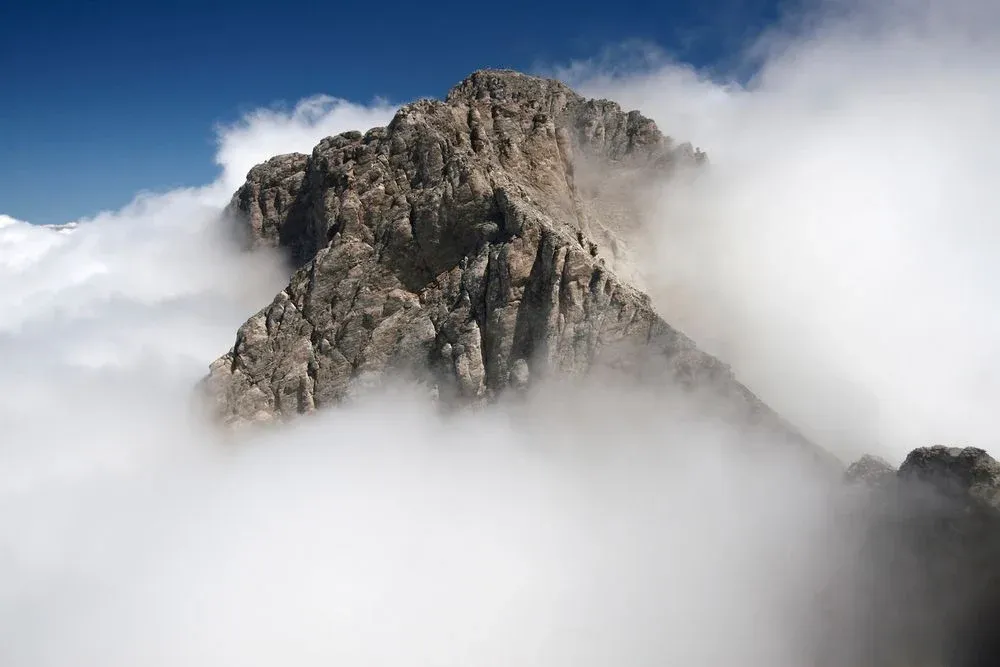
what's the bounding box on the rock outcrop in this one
[844,453,895,485]
[203,69,817,460]
[820,446,1000,667]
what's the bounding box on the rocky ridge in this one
[203,69,816,462]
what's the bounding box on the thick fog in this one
[569,0,1000,462]
[2,0,997,663]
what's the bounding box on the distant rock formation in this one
[845,453,895,485]
[821,446,1000,667]
[201,69,823,463]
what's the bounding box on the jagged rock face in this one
[204,69,813,456]
[231,153,310,260]
[821,446,1000,667]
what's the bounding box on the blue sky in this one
[1,0,784,226]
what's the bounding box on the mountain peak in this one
[203,69,821,468]
[445,69,580,105]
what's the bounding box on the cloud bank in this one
[567,0,1000,462]
[2,0,997,663]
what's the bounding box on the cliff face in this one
[203,69,817,460]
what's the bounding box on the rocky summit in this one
[202,69,818,459]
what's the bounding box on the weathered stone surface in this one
[230,152,310,262]
[203,69,817,461]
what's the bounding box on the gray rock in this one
[820,446,1000,667]
[202,69,818,464]
[899,445,1000,509]
[229,152,311,262]
[845,453,896,485]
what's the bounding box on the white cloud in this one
[566,0,1000,462]
[0,377,839,666]
[213,95,397,194]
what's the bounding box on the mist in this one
[2,0,996,663]
[3,380,846,666]
[568,0,1000,462]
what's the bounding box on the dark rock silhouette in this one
[823,446,1000,667]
